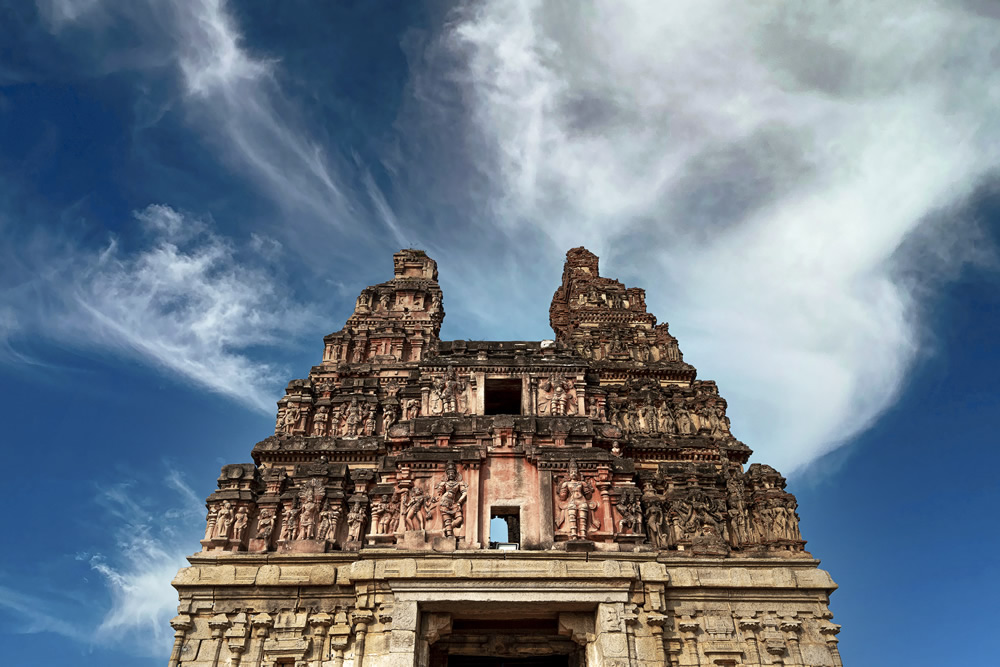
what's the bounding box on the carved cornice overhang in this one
[252,434,384,465]
[594,366,697,383]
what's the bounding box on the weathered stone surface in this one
[167,248,841,667]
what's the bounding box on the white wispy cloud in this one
[87,468,204,654]
[399,0,1000,472]
[1,204,314,412]
[0,468,203,658]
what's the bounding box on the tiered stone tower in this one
[168,248,841,667]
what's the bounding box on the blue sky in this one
[1,1,998,665]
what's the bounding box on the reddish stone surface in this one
[198,248,806,557]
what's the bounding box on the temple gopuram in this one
[168,248,841,667]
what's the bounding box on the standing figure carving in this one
[616,486,643,535]
[204,506,217,541]
[370,494,394,535]
[280,505,300,542]
[280,404,300,434]
[214,501,234,540]
[297,497,318,540]
[675,405,694,435]
[311,406,329,436]
[403,399,420,421]
[232,506,249,542]
[363,404,377,436]
[431,368,467,414]
[434,461,468,538]
[403,486,434,531]
[556,460,600,540]
[346,502,366,542]
[540,375,576,416]
[343,398,362,437]
[641,483,666,547]
[255,509,276,544]
[381,403,399,434]
[318,502,336,542]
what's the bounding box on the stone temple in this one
[168,248,841,667]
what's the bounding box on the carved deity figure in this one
[556,460,600,540]
[363,404,377,436]
[297,497,318,540]
[280,404,301,434]
[540,375,576,416]
[370,494,393,535]
[381,403,399,434]
[637,400,655,433]
[379,292,391,311]
[255,509,276,543]
[430,292,442,312]
[404,486,434,531]
[641,483,666,548]
[214,501,234,540]
[675,406,694,435]
[311,407,329,436]
[403,399,420,421]
[318,502,341,543]
[330,405,344,436]
[346,502,366,542]
[232,506,249,542]
[434,461,468,538]
[431,368,466,414]
[587,395,606,421]
[280,505,300,542]
[616,487,643,535]
[714,406,730,435]
[204,506,217,541]
[654,401,673,433]
[343,398,362,437]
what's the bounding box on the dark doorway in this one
[485,378,523,415]
[448,657,569,666]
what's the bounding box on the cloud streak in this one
[399,0,1000,472]
[87,468,204,654]
[1,204,314,412]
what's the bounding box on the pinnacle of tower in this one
[549,247,689,373]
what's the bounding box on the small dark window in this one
[484,378,522,415]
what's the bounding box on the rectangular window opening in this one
[484,378,522,415]
[489,507,520,549]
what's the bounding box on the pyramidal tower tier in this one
[169,248,842,667]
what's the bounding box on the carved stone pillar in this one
[250,613,274,667]
[821,624,843,667]
[329,609,352,667]
[781,619,803,666]
[209,613,231,667]
[309,613,332,667]
[737,617,762,666]
[167,615,192,667]
[351,609,375,667]
[678,616,702,667]
[646,613,670,665]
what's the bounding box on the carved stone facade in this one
[170,248,841,666]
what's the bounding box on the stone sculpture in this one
[556,460,600,540]
[435,461,468,538]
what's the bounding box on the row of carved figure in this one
[370,461,469,537]
[354,288,441,314]
[640,482,802,551]
[574,336,681,363]
[276,397,423,437]
[596,394,731,437]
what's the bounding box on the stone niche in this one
[167,248,842,667]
